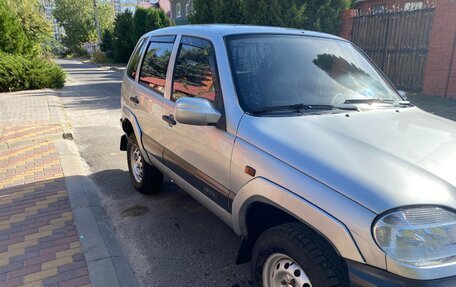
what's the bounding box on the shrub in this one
[0,53,66,92]
[100,29,113,55]
[92,50,111,64]
[27,57,66,89]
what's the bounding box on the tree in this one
[0,0,28,54]
[304,0,351,34]
[97,1,115,35]
[133,7,154,42]
[213,0,243,23]
[133,7,173,43]
[190,0,242,24]
[109,7,173,63]
[53,0,95,53]
[243,0,307,27]
[188,0,214,24]
[6,0,53,55]
[191,0,351,35]
[112,10,134,63]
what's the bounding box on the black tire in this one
[252,222,349,287]
[127,134,163,194]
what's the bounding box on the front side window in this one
[171,37,220,102]
[127,38,146,79]
[227,35,401,113]
[139,39,174,95]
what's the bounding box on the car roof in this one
[144,24,343,41]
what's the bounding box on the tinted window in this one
[227,35,400,112]
[139,41,174,95]
[127,38,146,79]
[171,37,220,102]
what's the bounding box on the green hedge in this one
[0,53,66,92]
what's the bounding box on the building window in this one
[404,1,423,10]
[372,4,385,13]
[176,2,181,18]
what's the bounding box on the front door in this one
[161,36,235,212]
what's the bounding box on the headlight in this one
[373,206,456,267]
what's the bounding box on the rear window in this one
[126,38,146,80]
[139,38,175,95]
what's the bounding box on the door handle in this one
[162,114,176,126]
[129,96,139,104]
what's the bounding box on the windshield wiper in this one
[248,103,337,114]
[343,98,390,104]
[342,98,413,107]
[248,103,361,115]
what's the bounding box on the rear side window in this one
[171,37,220,102]
[139,37,175,95]
[126,38,146,79]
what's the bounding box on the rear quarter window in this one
[126,38,146,80]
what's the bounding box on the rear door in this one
[131,35,176,162]
[161,36,235,212]
[122,37,147,112]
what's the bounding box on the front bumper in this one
[348,260,456,287]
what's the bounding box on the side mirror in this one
[174,97,221,126]
[398,90,407,100]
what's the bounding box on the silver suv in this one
[120,25,456,287]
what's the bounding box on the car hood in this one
[237,107,456,214]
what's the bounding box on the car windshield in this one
[226,35,402,113]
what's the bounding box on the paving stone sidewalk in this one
[0,90,91,287]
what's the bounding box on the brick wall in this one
[339,10,357,40]
[340,0,456,97]
[422,0,456,98]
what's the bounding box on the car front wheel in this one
[252,222,349,287]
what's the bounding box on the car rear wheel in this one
[252,222,349,287]
[127,134,163,194]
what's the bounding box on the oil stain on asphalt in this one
[121,205,150,217]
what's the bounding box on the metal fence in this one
[83,42,99,55]
[351,8,435,92]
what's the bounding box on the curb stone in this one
[83,60,126,74]
[53,89,140,287]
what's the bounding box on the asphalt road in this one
[57,59,251,287]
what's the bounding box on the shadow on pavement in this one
[57,83,122,111]
[86,168,252,287]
